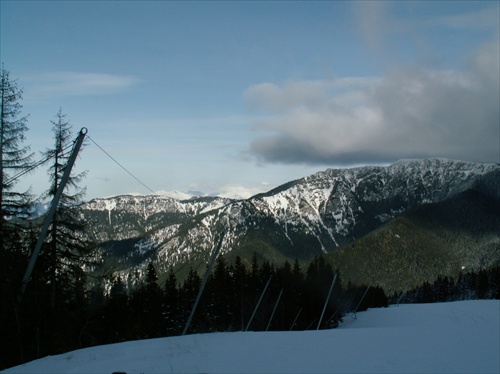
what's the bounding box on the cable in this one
[87,135,157,195]
[7,132,156,196]
[4,142,75,185]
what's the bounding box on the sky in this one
[1,1,499,200]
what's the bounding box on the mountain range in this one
[75,158,500,293]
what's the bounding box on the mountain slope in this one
[77,158,499,290]
[327,189,500,293]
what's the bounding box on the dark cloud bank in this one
[246,41,499,166]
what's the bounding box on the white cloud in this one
[23,71,140,100]
[154,190,194,200]
[431,4,500,31]
[217,184,268,199]
[245,41,500,165]
[353,2,500,69]
[180,183,269,200]
[245,80,336,112]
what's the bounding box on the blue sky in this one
[1,1,499,199]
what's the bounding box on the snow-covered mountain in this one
[80,194,234,242]
[77,158,499,290]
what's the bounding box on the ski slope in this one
[4,300,499,373]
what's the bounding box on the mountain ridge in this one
[76,158,499,292]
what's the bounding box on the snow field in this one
[4,300,499,373]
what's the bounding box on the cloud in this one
[217,184,268,199]
[23,71,140,100]
[431,5,500,31]
[353,2,500,68]
[352,1,393,54]
[245,41,499,165]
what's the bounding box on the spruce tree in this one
[209,256,232,330]
[142,262,163,337]
[302,256,336,329]
[17,109,94,357]
[38,109,93,309]
[0,67,33,369]
[0,66,33,254]
[180,267,201,330]
[164,267,180,335]
[104,276,129,343]
[231,256,247,330]
[274,260,296,330]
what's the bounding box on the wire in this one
[87,135,157,195]
[4,142,75,185]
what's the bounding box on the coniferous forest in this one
[2,249,390,369]
[3,245,499,370]
[1,67,499,370]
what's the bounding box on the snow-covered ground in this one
[4,300,499,373]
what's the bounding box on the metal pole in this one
[266,288,283,331]
[182,232,224,335]
[19,128,87,301]
[352,284,371,319]
[396,288,407,306]
[245,276,272,331]
[289,307,302,331]
[317,273,337,330]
